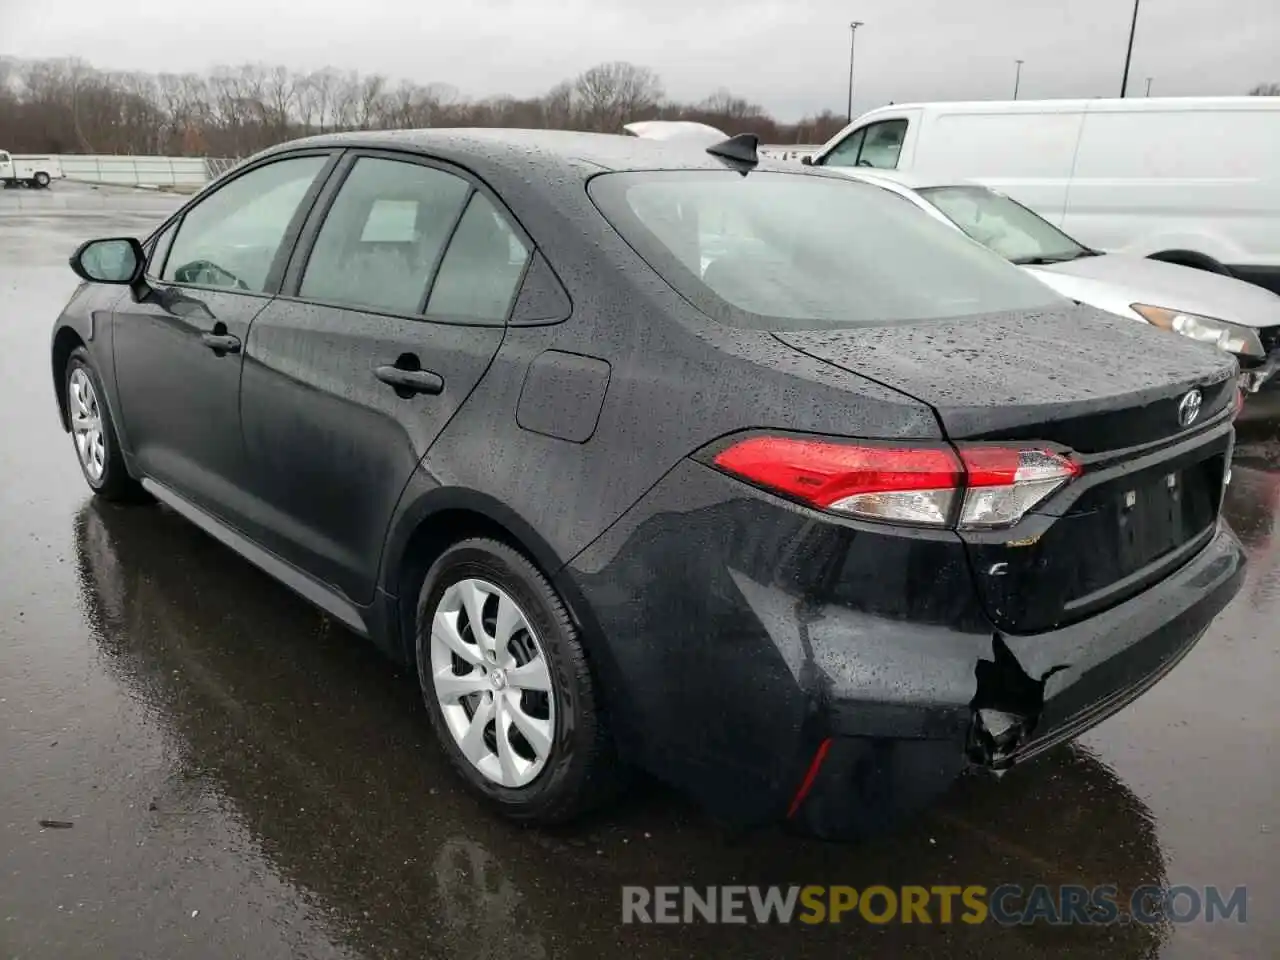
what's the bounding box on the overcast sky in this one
[1,0,1276,120]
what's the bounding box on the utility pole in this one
[847,21,864,123]
[1145,77,1153,96]
[1014,60,1024,100]
[1120,0,1141,97]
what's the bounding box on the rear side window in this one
[426,193,530,322]
[589,170,1062,331]
[163,155,327,292]
[299,157,470,314]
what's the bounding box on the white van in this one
[805,97,1280,294]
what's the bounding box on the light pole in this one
[1013,59,1024,100]
[1120,0,1141,96]
[847,21,864,123]
[1145,76,1153,96]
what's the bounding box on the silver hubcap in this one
[69,368,106,482]
[430,578,555,788]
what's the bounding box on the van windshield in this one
[588,170,1063,331]
[918,185,1093,265]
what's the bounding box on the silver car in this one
[831,168,1280,409]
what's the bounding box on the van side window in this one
[820,128,866,167]
[857,120,908,169]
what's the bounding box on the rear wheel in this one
[33,171,51,188]
[415,538,618,823]
[64,348,147,501]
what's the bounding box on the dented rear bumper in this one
[968,522,1244,768]
[798,523,1244,837]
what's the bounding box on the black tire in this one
[33,171,51,188]
[64,347,148,502]
[415,538,619,824]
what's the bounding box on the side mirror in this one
[801,155,814,166]
[69,237,145,285]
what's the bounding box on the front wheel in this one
[415,538,619,824]
[64,348,147,501]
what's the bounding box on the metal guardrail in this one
[760,145,821,161]
[25,154,237,189]
[35,145,811,192]
[204,157,244,179]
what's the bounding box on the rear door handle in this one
[200,332,241,354]
[375,365,444,396]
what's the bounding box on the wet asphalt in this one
[0,182,1276,960]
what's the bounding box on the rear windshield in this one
[588,170,1063,330]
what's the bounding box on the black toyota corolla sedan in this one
[50,129,1245,837]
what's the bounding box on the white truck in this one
[0,151,63,189]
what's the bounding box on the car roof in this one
[264,127,812,181]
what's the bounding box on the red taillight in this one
[710,435,1079,529]
[712,436,963,526]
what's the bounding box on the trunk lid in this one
[776,304,1239,633]
[774,304,1238,452]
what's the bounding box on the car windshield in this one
[917,185,1092,265]
[588,170,1062,331]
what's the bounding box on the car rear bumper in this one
[562,459,1245,837]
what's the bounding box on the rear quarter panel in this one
[406,254,940,580]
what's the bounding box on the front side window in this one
[589,170,1063,331]
[146,220,177,278]
[820,128,866,167]
[919,185,1091,264]
[163,155,327,292]
[857,120,907,169]
[299,157,470,314]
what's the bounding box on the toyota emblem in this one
[1177,389,1203,428]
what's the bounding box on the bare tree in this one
[0,55,831,156]
[1249,82,1280,96]
[573,61,663,132]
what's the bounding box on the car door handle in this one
[200,332,241,354]
[375,365,444,396]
